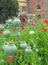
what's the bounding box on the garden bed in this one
[0,18,48,65]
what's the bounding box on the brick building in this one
[26,0,48,18]
[18,0,48,18]
[18,0,27,14]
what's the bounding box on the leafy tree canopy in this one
[0,0,19,23]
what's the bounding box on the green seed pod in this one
[3,30,11,37]
[25,46,32,55]
[20,41,27,49]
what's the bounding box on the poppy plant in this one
[7,57,10,62]
[12,57,14,62]
[42,26,48,31]
[21,25,24,30]
[0,31,3,34]
[18,51,21,57]
[32,22,36,26]
[44,19,48,24]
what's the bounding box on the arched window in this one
[36,0,41,9]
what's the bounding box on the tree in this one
[0,0,19,23]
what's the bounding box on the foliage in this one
[0,0,19,23]
[0,18,48,65]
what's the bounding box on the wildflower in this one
[32,22,36,26]
[44,19,48,24]
[29,31,35,34]
[21,25,24,30]
[18,51,21,57]
[42,26,47,31]
[12,57,14,62]
[0,31,3,34]
[7,57,10,62]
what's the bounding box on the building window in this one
[19,6,22,13]
[44,0,48,10]
[36,0,41,9]
[22,6,26,12]
[27,0,32,13]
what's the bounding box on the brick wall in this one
[26,0,48,18]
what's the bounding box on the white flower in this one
[28,20,30,22]
[29,31,35,34]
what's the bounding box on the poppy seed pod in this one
[6,19,12,25]
[16,32,20,37]
[0,25,4,31]
[3,30,11,37]
[20,41,27,49]
[13,18,21,27]
[25,46,32,55]
[3,41,17,56]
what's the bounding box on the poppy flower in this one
[32,22,36,26]
[18,51,21,57]
[7,57,10,62]
[21,25,24,30]
[42,26,47,31]
[12,57,14,62]
[0,31,3,34]
[44,19,48,24]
